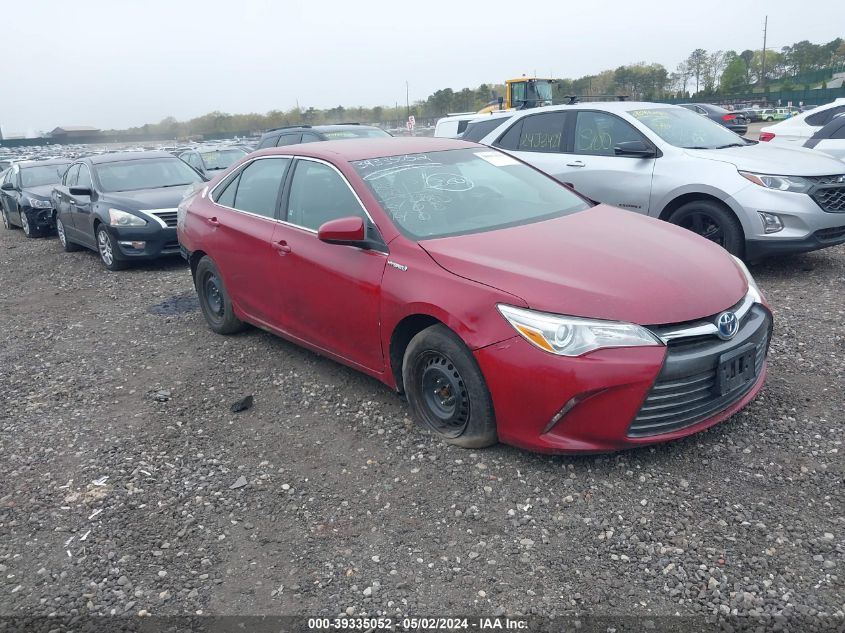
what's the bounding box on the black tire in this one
[194,256,245,335]
[96,225,126,270]
[19,211,38,238]
[56,217,81,252]
[402,324,497,448]
[765,117,774,122]
[668,200,744,257]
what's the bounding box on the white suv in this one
[760,98,845,146]
[476,101,845,260]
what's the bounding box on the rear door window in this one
[514,112,567,152]
[214,157,291,218]
[276,134,302,146]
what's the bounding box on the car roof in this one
[263,124,383,135]
[506,100,681,115]
[85,150,179,164]
[254,137,479,162]
[17,158,72,168]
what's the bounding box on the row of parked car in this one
[0,104,838,454]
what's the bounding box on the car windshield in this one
[629,107,750,149]
[322,128,391,139]
[21,164,70,187]
[95,157,204,192]
[200,149,247,171]
[351,148,590,240]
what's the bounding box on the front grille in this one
[815,225,845,241]
[628,305,771,438]
[149,210,178,227]
[807,176,845,212]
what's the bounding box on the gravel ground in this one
[0,225,842,630]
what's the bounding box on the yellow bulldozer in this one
[478,77,555,113]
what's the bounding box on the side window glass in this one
[214,173,240,207]
[276,134,302,146]
[65,164,80,187]
[515,112,566,152]
[76,165,93,189]
[807,106,845,127]
[300,132,322,143]
[257,136,276,149]
[286,161,364,231]
[574,112,643,156]
[495,119,524,151]
[832,120,845,140]
[231,158,291,218]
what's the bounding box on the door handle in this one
[565,160,586,167]
[206,216,220,227]
[273,240,291,255]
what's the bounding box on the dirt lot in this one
[0,223,842,628]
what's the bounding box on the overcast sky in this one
[2,0,843,134]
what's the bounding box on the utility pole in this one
[405,81,410,118]
[761,15,768,92]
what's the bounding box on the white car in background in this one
[803,114,845,162]
[760,98,845,146]
[476,101,845,260]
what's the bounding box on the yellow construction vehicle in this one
[478,77,555,113]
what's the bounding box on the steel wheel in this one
[202,271,225,320]
[416,351,471,439]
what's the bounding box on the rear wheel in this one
[668,200,744,257]
[194,256,245,334]
[96,225,126,270]
[402,324,497,448]
[57,218,81,252]
[765,117,774,121]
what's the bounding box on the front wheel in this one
[668,200,744,257]
[765,117,774,122]
[20,211,37,238]
[402,324,497,448]
[96,225,126,270]
[194,256,245,334]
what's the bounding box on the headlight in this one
[497,304,663,357]
[739,171,812,194]
[732,255,764,304]
[25,196,52,209]
[108,208,146,227]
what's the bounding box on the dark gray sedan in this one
[679,103,748,135]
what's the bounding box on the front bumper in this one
[474,305,771,454]
[21,206,55,231]
[106,224,181,261]
[729,182,845,258]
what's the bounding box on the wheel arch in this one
[189,249,208,278]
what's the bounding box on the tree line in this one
[112,35,845,139]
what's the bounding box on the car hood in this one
[100,186,195,211]
[419,205,747,326]
[683,143,845,175]
[24,185,57,199]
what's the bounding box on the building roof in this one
[51,126,101,134]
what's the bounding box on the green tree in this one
[721,54,746,93]
[686,48,708,93]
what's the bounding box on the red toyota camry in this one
[177,137,771,454]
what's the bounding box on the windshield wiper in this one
[159,182,193,188]
[715,143,747,149]
[682,146,710,149]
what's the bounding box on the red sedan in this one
[177,138,771,454]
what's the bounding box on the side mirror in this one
[1,182,15,191]
[317,216,367,247]
[613,140,656,158]
[69,186,92,197]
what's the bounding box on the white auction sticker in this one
[475,151,518,166]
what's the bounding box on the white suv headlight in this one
[739,171,812,194]
[497,304,663,357]
[108,208,146,227]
